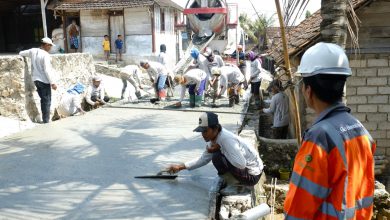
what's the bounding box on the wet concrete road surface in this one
[0,108,241,219]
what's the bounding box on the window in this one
[160,9,165,32]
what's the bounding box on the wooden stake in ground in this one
[275,0,302,145]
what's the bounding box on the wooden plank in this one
[124,8,151,35]
[359,1,390,14]
[357,37,390,49]
[359,12,390,27]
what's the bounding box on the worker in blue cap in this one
[52,82,86,120]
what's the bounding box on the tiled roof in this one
[269,0,372,65]
[51,0,154,10]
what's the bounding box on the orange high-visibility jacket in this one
[284,103,376,219]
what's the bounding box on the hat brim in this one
[193,126,207,132]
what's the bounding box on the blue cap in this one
[67,82,85,94]
[190,48,199,59]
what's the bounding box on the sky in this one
[173,0,321,26]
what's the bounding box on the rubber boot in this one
[135,91,142,99]
[195,95,203,107]
[229,95,235,107]
[189,94,195,108]
[158,90,166,101]
[234,94,240,104]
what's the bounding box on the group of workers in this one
[20,37,375,219]
[167,42,376,219]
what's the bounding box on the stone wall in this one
[0,56,28,120]
[0,53,96,122]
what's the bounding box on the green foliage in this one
[239,13,275,45]
[305,10,312,19]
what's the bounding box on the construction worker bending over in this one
[120,65,143,100]
[246,51,263,107]
[261,79,289,139]
[211,65,245,107]
[167,112,264,195]
[284,42,375,219]
[174,68,207,108]
[140,61,168,101]
[53,83,86,120]
[203,47,225,94]
[85,76,110,111]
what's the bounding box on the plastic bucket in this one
[279,168,291,180]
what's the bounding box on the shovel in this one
[134,170,178,179]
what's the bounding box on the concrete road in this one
[0,108,241,219]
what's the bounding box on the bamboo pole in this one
[274,0,302,145]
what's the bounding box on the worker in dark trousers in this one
[166,112,264,195]
[174,68,207,108]
[261,79,289,139]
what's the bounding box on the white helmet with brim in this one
[297,42,352,77]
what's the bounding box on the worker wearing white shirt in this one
[120,65,143,99]
[140,60,168,101]
[174,68,207,107]
[211,65,245,107]
[56,83,85,118]
[19,37,58,123]
[246,51,263,107]
[167,112,264,194]
[262,79,290,139]
[85,76,110,110]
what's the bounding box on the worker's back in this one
[284,103,375,219]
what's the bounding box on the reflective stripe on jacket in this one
[284,103,375,219]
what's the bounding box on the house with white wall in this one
[48,0,184,65]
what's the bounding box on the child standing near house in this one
[115,35,123,62]
[102,35,110,61]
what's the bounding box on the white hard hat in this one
[297,42,352,77]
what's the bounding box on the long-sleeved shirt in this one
[158,52,167,66]
[85,84,106,105]
[263,92,290,127]
[57,92,82,117]
[179,69,207,101]
[191,54,210,78]
[249,59,262,83]
[120,65,142,86]
[185,128,264,176]
[146,61,168,81]
[284,103,375,219]
[218,65,245,95]
[206,55,225,78]
[19,48,56,84]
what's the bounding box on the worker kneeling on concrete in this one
[167,112,264,195]
[85,76,110,111]
[120,65,143,100]
[174,68,207,108]
[284,42,375,219]
[140,60,168,102]
[211,65,245,107]
[52,83,86,120]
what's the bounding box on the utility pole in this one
[40,0,49,38]
[275,0,302,145]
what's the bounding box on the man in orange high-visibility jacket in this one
[284,42,376,219]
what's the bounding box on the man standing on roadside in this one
[284,42,375,219]
[19,37,58,123]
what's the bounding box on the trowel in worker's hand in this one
[134,170,178,179]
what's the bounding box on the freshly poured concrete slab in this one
[0,108,241,219]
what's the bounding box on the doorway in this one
[109,11,124,53]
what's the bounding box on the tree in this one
[305,10,311,18]
[239,13,275,51]
[320,0,348,48]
